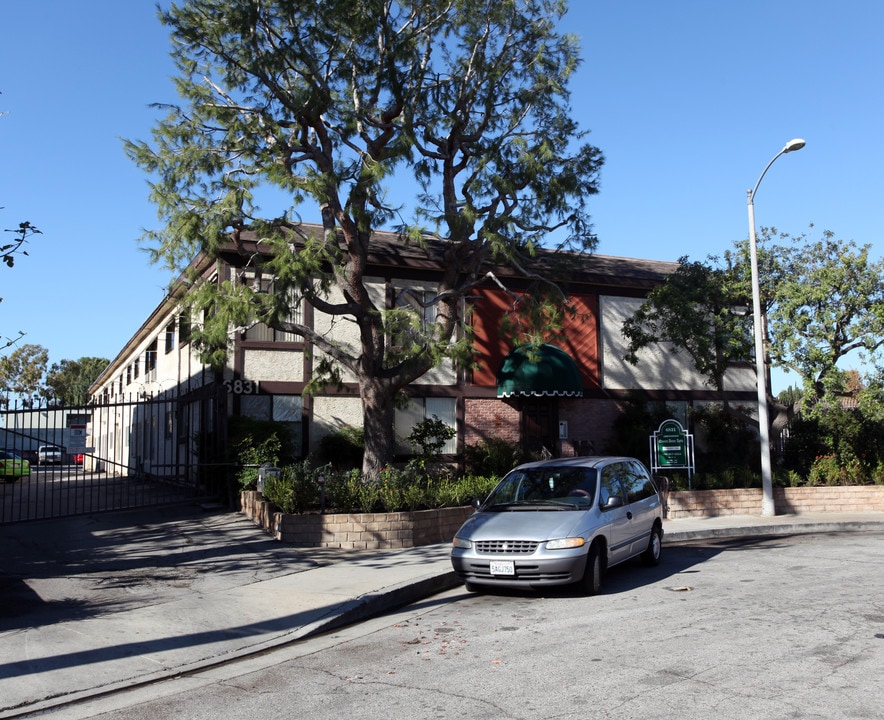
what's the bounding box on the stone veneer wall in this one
[666,486,884,519]
[241,491,473,549]
[242,487,884,547]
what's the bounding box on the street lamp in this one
[747,138,805,516]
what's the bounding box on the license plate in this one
[490,560,515,576]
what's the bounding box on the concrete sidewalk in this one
[2,506,883,719]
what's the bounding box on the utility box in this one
[257,463,281,493]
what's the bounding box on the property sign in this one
[650,418,695,486]
[656,419,687,467]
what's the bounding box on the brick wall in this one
[666,486,884,519]
[464,399,520,445]
[560,398,622,456]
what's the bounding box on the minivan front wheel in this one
[641,525,663,566]
[577,543,604,596]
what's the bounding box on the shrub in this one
[228,416,292,490]
[464,438,524,477]
[806,454,867,486]
[258,464,499,514]
[314,425,364,470]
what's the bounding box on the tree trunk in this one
[360,377,396,481]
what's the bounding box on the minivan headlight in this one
[546,537,586,550]
[452,536,473,549]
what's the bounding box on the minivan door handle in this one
[626,511,633,519]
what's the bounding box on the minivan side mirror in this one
[604,495,624,509]
[471,498,482,510]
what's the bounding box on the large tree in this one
[127,0,603,477]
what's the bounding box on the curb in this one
[663,519,884,544]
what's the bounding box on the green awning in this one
[496,343,583,398]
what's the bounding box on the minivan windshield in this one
[483,466,598,510]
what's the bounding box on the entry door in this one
[521,400,558,457]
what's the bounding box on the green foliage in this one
[691,404,758,475]
[261,460,328,513]
[43,357,109,405]
[686,466,759,491]
[260,463,498,515]
[314,426,364,471]
[0,343,48,403]
[228,416,292,490]
[622,257,751,391]
[604,398,674,460]
[783,398,884,484]
[806,454,866,486]
[768,229,884,401]
[464,438,525,477]
[406,415,455,472]
[127,0,604,477]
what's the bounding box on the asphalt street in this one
[2,504,884,719]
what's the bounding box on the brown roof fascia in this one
[90,224,677,393]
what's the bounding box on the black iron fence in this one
[0,390,230,524]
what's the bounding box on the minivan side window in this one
[599,464,627,509]
[623,461,657,503]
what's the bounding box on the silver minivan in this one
[450,456,664,595]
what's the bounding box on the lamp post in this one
[747,138,805,516]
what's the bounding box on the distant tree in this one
[127,0,604,478]
[777,384,803,407]
[43,357,110,406]
[0,343,48,405]
[622,228,884,445]
[766,229,884,406]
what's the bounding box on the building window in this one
[241,277,302,342]
[240,394,304,457]
[146,339,157,377]
[165,321,176,353]
[395,397,457,455]
[178,312,192,345]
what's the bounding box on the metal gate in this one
[0,388,230,524]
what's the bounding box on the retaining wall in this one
[241,491,473,549]
[666,485,884,519]
[242,486,884,547]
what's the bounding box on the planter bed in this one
[241,491,473,549]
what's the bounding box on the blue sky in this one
[1,1,882,392]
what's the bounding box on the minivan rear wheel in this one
[577,543,603,596]
[641,525,663,566]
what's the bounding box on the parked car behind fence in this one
[37,445,63,465]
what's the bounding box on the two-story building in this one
[87,224,756,480]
